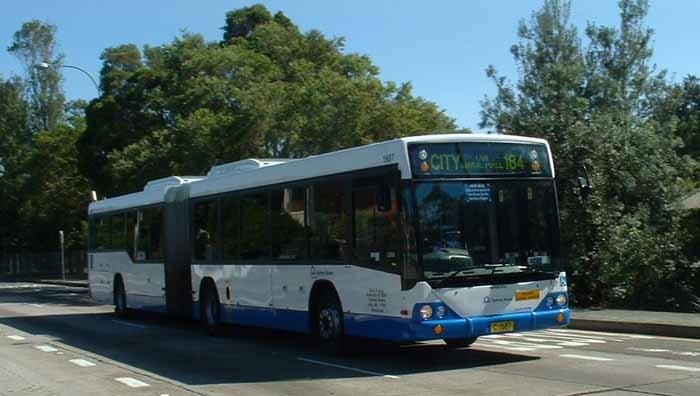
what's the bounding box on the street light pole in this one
[59,230,65,281]
[34,62,101,96]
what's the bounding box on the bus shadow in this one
[0,306,538,385]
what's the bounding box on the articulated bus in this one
[88,134,569,348]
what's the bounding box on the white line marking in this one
[112,320,146,329]
[627,347,670,353]
[550,329,654,339]
[560,354,613,361]
[489,333,592,346]
[473,342,535,352]
[35,345,58,352]
[69,359,96,367]
[115,377,150,388]
[28,304,43,307]
[7,335,25,341]
[656,364,700,372]
[486,339,563,349]
[298,357,399,379]
[540,331,615,342]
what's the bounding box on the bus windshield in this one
[415,180,560,283]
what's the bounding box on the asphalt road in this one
[1,282,699,396]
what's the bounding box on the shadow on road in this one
[0,285,538,385]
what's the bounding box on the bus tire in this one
[200,282,222,336]
[114,276,128,317]
[312,289,345,351]
[444,337,478,349]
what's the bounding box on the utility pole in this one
[59,230,65,280]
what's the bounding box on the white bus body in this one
[89,134,569,343]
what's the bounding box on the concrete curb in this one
[569,318,700,340]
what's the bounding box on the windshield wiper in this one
[433,269,476,288]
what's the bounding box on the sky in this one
[2,0,700,132]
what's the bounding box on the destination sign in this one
[409,142,551,178]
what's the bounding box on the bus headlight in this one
[420,305,433,320]
[436,305,446,318]
[556,294,568,306]
[546,296,555,308]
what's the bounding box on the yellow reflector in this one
[434,324,443,335]
[556,312,565,323]
[515,289,540,301]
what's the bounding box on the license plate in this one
[515,289,540,301]
[490,320,515,333]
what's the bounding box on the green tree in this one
[481,0,696,310]
[0,76,33,253]
[81,5,458,196]
[7,20,65,132]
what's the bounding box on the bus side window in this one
[240,193,269,260]
[309,182,347,260]
[270,188,306,260]
[110,213,126,250]
[136,206,164,261]
[221,196,240,261]
[125,211,137,260]
[353,179,401,273]
[94,216,110,250]
[193,200,218,262]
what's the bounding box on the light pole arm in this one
[35,62,101,96]
[59,65,101,96]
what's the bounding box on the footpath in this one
[7,279,700,339]
[569,308,700,339]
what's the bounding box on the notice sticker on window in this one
[464,184,492,202]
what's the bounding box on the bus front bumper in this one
[414,308,571,341]
[344,308,570,342]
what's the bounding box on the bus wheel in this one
[313,291,344,349]
[114,277,128,317]
[444,337,478,349]
[201,284,222,336]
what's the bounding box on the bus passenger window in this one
[309,182,346,260]
[193,200,218,262]
[125,211,137,259]
[221,196,240,260]
[240,193,269,260]
[110,214,126,250]
[353,183,401,272]
[136,206,164,261]
[92,216,110,250]
[270,188,306,260]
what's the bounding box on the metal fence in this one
[0,250,86,277]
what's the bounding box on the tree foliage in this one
[7,20,65,132]
[481,0,698,310]
[1,21,88,255]
[79,4,457,196]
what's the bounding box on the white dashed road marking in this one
[560,354,614,361]
[7,335,25,341]
[656,365,700,372]
[69,359,96,367]
[35,345,58,352]
[115,377,150,388]
[112,320,146,329]
[548,329,654,339]
[627,348,670,353]
[298,357,400,379]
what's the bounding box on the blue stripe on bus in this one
[192,303,569,342]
